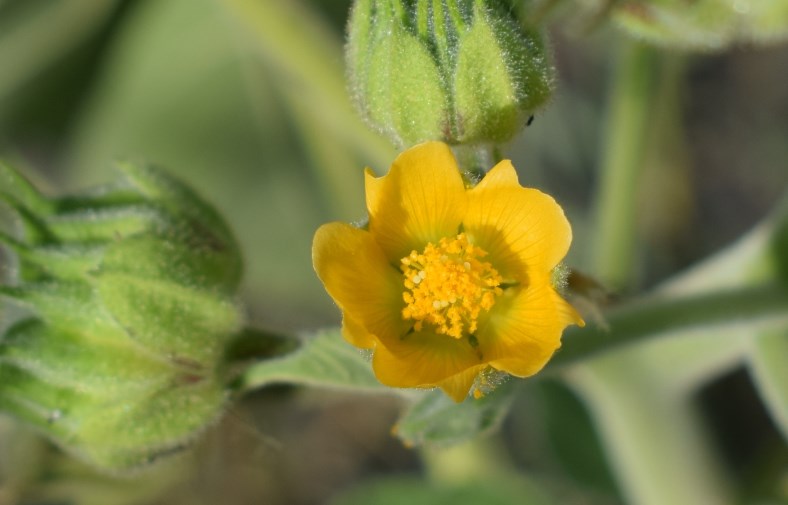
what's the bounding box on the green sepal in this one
[0,234,104,280]
[96,272,242,366]
[117,161,239,251]
[0,365,93,442]
[0,319,171,397]
[100,233,241,295]
[75,379,227,471]
[0,281,127,342]
[349,0,448,147]
[0,162,53,216]
[0,198,54,246]
[42,206,167,244]
[0,363,227,472]
[454,1,553,143]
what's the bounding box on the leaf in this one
[656,195,788,295]
[394,382,516,448]
[748,331,788,441]
[536,380,620,495]
[238,329,384,393]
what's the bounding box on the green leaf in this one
[536,380,620,495]
[748,331,788,441]
[238,329,383,393]
[394,382,516,448]
[657,196,788,295]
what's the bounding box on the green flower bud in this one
[347,0,554,148]
[0,161,243,472]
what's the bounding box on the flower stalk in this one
[592,40,658,290]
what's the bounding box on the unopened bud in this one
[0,162,243,471]
[347,0,554,147]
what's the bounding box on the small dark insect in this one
[526,115,535,126]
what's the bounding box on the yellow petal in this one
[366,141,467,261]
[313,222,409,346]
[342,315,376,349]
[436,365,485,402]
[465,160,572,278]
[371,330,483,388]
[477,275,582,377]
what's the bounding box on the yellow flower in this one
[313,142,584,402]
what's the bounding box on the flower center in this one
[400,233,503,339]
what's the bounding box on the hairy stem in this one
[550,283,788,370]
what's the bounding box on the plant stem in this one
[549,283,788,369]
[592,41,658,290]
[580,42,739,505]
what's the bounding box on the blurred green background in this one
[1,1,787,504]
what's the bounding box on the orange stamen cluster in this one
[400,233,503,338]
